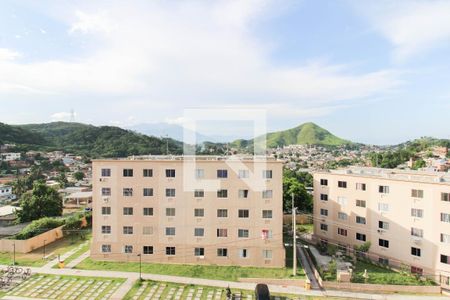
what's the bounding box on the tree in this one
[16,181,63,223]
[73,171,85,181]
[57,172,68,188]
[412,159,426,170]
[283,175,312,213]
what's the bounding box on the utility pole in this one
[292,193,297,276]
[43,239,47,259]
[13,243,15,265]
[137,253,142,281]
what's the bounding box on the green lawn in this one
[76,258,303,282]
[351,261,436,286]
[297,224,313,234]
[0,232,90,267]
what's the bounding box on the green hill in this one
[2,122,184,158]
[231,122,351,149]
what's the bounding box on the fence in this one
[322,281,441,294]
[0,226,64,253]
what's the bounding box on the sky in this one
[0,0,449,145]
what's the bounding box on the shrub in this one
[63,214,83,231]
[14,217,65,240]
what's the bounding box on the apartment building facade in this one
[313,167,450,287]
[91,156,285,267]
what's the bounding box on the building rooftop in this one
[93,155,279,162]
[317,166,450,185]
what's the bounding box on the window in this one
[123,207,133,215]
[262,190,273,199]
[378,202,389,212]
[194,208,204,217]
[238,229,249,238]
[356,233,366,241]
[238,209,249,218]
[337,197,347,207]
[166,247,176,255]
[261,229,272,239]
[262,210,272,219]
[195,169,204,179]
[217,209,228,218]
[217,169,228,178]
[441,255,450,264]
[165,227,176,236]
[320,194,328,201]
[239,249,248,258]
[338,181,347,188]
[378,258,389,265]
[143,207,153,216]
[411,208,423,218]
[143,246,153,254]
[378,221,389,230]
[411,266,423,275]
[123,169,133,177]
[338,212,348,220]
[441,213,450,223]
[101,226,111,234]
[379,185,389,193]
[217,189,228,198]
[217,228,228,237]
[123,188,133,197]
[356,216,366,224]
[101,207,111,215]
[320,209,328,216]
[217,248,228,257]
[124,245,133,254]
[166,169,176,178]
[262,250,272,259]
[123,226,133,234]
[441,233,450,243]
[262,170,273,179]
[101,244,111,253]
[143,226,153,235]
[320,223,328,231]
[166,208,176,216]
[102,188,111,196]
[337,228,347,236]
[356,199,366,208]
[442,192,450,202]
[194,247,204,256]
[320,179,328,186]
[143,188,153,196]
[194,189,204,198]
[411,189,424,198]
[101,168,111,177]
[194,228,204,237]
[411,247,421,257]
[356,183,366,191]
[379,239,389,248]
[166,188,176,197]
[411,227,423,238]
[143,169,153,177]
[239,189,249,198]
[238,170,249,178]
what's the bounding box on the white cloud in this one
[0,0,401,121]
[0,48,20,61]
[353,0,450,62]
[51,111,74,121]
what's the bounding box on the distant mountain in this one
[3,122,184,158]
[231,122,351,149]
[127,122,246,143]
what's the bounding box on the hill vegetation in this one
[1,122,184,158]
[231,122,351,150]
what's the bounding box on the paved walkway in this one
[65,250,90,268]
[296,243,320,290]
[41,241,88,270]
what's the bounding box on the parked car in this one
[254,284,270,300]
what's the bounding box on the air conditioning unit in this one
[99,178,107,182]
[196,256,205,260]
[413,238,422,245]
[102,197,110,203]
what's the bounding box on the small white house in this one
[0,185,12,197]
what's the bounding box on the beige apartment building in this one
[313,167,450,287]
[91,156,285,268]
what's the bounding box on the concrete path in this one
[65,250,90,268]
[41,241,88,270]
[296,243,320,290]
